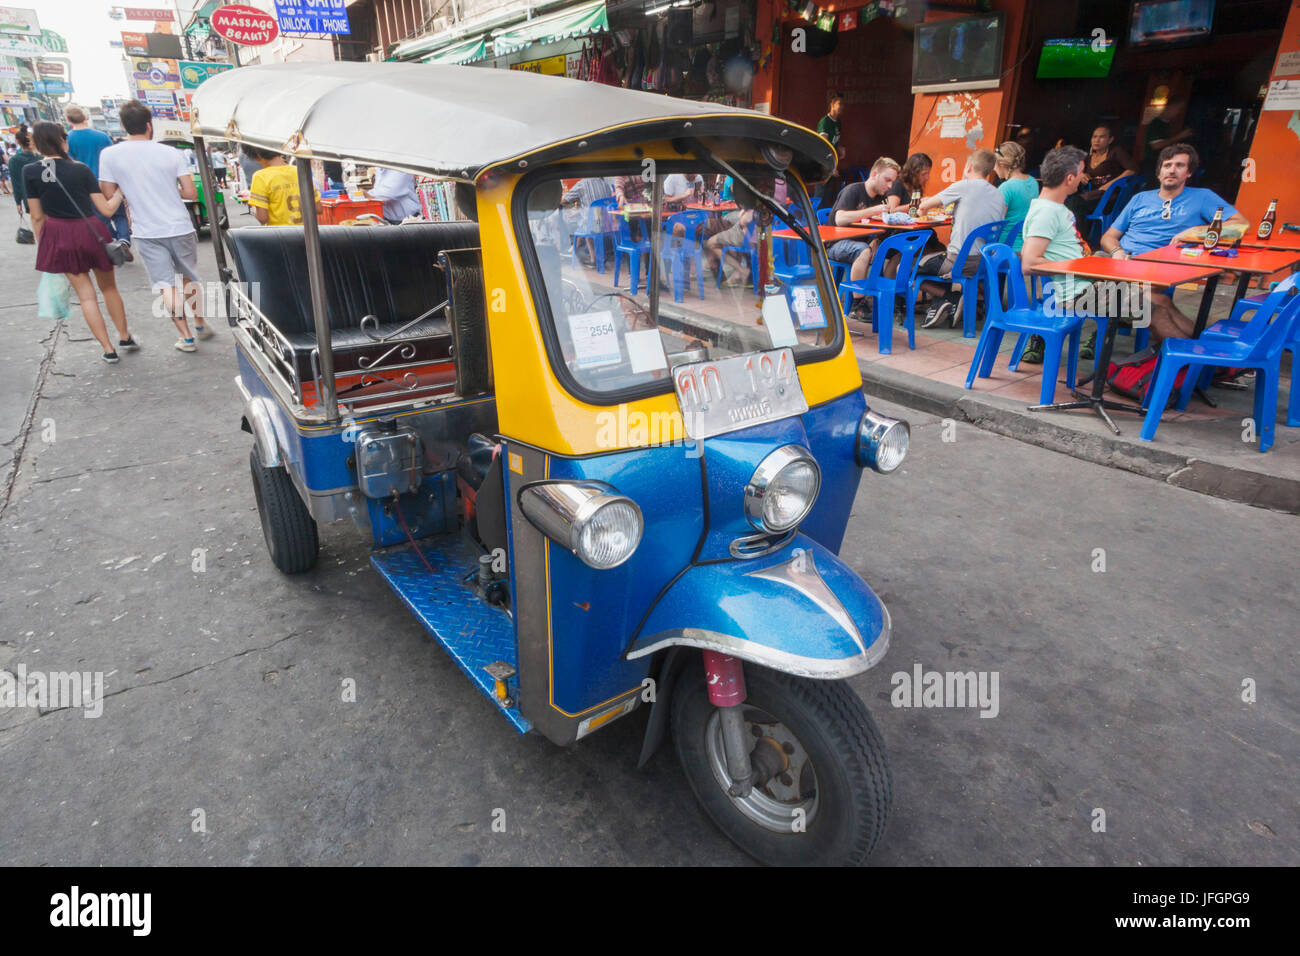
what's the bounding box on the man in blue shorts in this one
[1100,143,1248,342]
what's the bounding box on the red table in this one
[1135,244,1300,333]
[1241,231,1300,252]
[685,201,739,213]
[773,224,886,242]
[1027,257,1225,433]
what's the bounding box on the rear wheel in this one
[249,447,318,574]
[671,659,891,866]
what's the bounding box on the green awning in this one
[492,0,608,56]
[421,36,488,65]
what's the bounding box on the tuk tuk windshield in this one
[522,164,840,399]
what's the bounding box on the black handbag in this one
[15,206,33,244]
[44,159,132,265]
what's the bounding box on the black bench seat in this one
[227,222,481,383]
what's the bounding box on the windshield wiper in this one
[689,140,815,248]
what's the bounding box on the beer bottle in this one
[909,190,920,217]
[1257,199,1278,240]
[1203,206,1223,250]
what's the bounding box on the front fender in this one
[626,535,890,680]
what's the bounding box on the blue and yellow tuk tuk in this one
[192,62,910,865]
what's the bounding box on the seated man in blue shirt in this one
[1099,143,1249,343]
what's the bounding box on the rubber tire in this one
[249,447,319,574]
[671,659,892,866]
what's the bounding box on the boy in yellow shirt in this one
[246,147,318,225]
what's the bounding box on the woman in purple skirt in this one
[23,122,137,364]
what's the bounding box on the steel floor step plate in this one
[371,536,530,733]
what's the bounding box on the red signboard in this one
[37,61,65,77]
[210,4,279,46]
[121,31,150,55]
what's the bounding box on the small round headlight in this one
[575,497,643,570]
[520,483,643,569]
[745,445,821,533]
[856,408,909,474]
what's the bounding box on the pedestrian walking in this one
[209,146,228,186]
[65,105,131,247]
[10,125,39,242]
[98,100,212,354]
[23,122,137,364]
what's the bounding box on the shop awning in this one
[421,35,488,65]
[492,0,608,56]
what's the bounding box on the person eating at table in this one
[915,148,1007,329]
[885,153,932,214]
[827,157,899,316]
[1099,143,1248,343]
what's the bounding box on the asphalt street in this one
[0,196,1296,866]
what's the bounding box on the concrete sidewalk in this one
[853,293,1300,514]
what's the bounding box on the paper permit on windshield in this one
[789,286,827,329]
[625,329,668,373]
[569,310,623,368]
[761,293,799,348]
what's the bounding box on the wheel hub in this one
[705,705,818,833]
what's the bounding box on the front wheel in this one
[671,660,891,866]
[249,447,319,574]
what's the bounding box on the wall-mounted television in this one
[911,13,1005,94]
[1036,37,1117,79]
[1129,0,1216,47]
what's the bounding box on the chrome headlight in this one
[520,482,643,570]
[745,445,821,533]
[856,408,909,474]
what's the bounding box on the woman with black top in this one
[9,125,40,214]
[885,153,933,213]
[23,121,137,364]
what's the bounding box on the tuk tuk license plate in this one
[673,348,808,440]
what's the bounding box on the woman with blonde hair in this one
[994,141,1038,251]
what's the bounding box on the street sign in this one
[132,57,181,89]
[274,0,350,35]
[0,60,19,79]
[210,4,279,45]
[121,31,149,55]
[0,5,41,37]
[0,33,42,56]
[37,28,66,52]
[179,60,233,89]
[122,7,174,21]
[0,92,34,107]
[34,79,71,94]
[36,59,65,77]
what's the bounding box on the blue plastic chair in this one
[773,235,816,286]
[966,243,1091,405]
[612,214,652,295]
[1140,293,1300,452]
[909,220,1006,338]
[715,218,760,295]
[1084,176,1141,246]
[662,211,709,302]
[816,206,834,225]
[838,231,931,354]
[1200,271,1298,337]
[570,196,617,273]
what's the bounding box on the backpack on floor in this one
[1105,349,1187,400]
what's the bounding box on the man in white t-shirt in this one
[98,99,210,353]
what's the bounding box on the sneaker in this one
[921,299,954,329]
[194,324,215,340]
[847,300,872,323]
[1078,329,1096,361]
[1020,335,1046,365]
[102,351,119,364]
[174,338,197,353]
[118,335,140,352]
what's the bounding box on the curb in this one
[859,360,1300,515]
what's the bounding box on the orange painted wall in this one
[1236,0,1300,233]
[907,0,1029,186]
